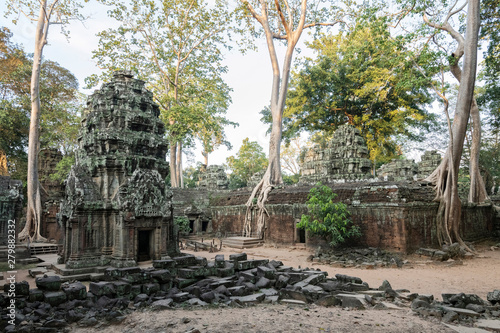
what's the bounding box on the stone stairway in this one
[222,236,263,249]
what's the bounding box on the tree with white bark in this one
[4,0,88,242]
[397,0,484,247]
[237,0,342,238]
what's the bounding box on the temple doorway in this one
[137,230,152,262]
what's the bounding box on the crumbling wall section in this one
[0,176,23,246]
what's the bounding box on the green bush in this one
[297,183,361,247]
[174,216,191,234]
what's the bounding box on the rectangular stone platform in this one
[222,237,263,249]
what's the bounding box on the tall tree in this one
[238,0,341,238]
[4,0,88,242]
[261,14,436,165]
[89,0,234,188]
[409,0,482,247]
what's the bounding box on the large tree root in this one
[243,175,273,239]
[18,188,47,243]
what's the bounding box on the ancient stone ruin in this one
[39,148,65,243]
[59,71,177,269]
[377,159,418,181]
[198,165,228,190]
[417,150,442,179]
[300,124,372,183]
[0,176,23,246]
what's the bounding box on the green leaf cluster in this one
[271,14,436,164]
[297,183,361,247]
[225,138,268,186]
[174,216,191,234]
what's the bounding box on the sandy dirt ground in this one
[68,242,498,333]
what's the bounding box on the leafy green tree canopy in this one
[226,138,268,186]
[265,14,436,163]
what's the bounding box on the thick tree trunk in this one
[19,1,48,243]
[426,0,481,248]
[170,141,178,187]
[469,100,488,203]
[202,151,208,167]
[177,141,183,188]
[0,151,8,176]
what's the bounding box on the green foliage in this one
[226,138,268,184]
[228,174,247,189]
[174,216,191,234]
[0,27,81,178]
[266,14,436,164]
[297,183,361,247]
[283,174,299,185]
[183,162,206,189]
[49,155,75,184]
[89,0,236,161]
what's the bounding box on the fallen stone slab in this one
[336,293,369,309]
[186,298,208,306]
[280,299,307,305]
[229,253,247,261]
[374,302,405,310]
[441,306,481,317]
[89,282,115,297]
[487,290,500,304]
[29,267,48,278]
[260,288,278,297]
[61,281,87,301]
[151,298,173,310]
[44,291,67,306]
[476,319,500,332]
[230,293,265,304]
[235,259,269,271]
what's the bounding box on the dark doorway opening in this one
[297,227,306,243]
[189,220,195,233]
[137,230,151,262]
[201,220,208,232]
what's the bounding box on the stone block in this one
[35,275,62,291]
[173,255,198,267]
[153,260,176,269]
[315,295,341,307]
[89,282,115,297]
[5,281,30,296]
[44,291,67,306]
[28,288,44,302]
[230,293,265,304]
[257,266,276,279]
[441,306,481,317]
[62,282,87,301]
[336,293,369,309]
[150,269,172,283]
[142,283,160,295]
[487,290,500,304]
[229,253,247,261]
[112,281,131,297]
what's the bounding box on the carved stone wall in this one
[0,176,23,246]
[198,165,228,190]
[377,159,418,181]
[417,150,441,179]
[39,148,64,242]
[300,125,373,184]
[59,71,176,269]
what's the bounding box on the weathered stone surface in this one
[151,298,173,310]
[487,290,500,304]
[59,70,176,269]
[300,124,373,183]
[476,319,500,332]
[230,293,265,304]
[441,306,481,317]
[336,293,368,309]
[377,159,418,181]
[89,282,115,297]
[0,176,23,246]
[36,275,62,291]
[198,165,228,190]
[62,282,87,301]
[43,291,67,306]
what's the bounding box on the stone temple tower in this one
[59,71,176,269]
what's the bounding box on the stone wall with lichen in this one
[39,148,65,242]
[0,176,23,246]
[204,181,496,252]
[59,71,176,269]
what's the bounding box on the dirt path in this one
[183,243,500,300]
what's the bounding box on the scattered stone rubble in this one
[1,252,499,332]
[416,243,476,261]
[417,150,442,179]
[308,247,407,269]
